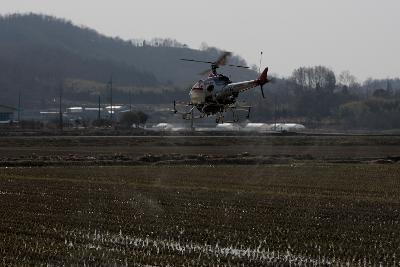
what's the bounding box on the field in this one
[0,135,400,266]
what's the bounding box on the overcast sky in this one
[1,0,399,81]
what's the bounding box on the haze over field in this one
[1,0,399,80]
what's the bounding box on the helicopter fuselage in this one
[190,74,238,115]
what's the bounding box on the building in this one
[0,105,17,123]
[104,105,130,118]
[39,111,60,122]
[65,106,107,120]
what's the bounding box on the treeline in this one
[247,66,400,129]
[129,38,189,48]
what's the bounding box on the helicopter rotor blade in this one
[198,64,249,76]
[180,59,214,64]
[225,64,250,69]
[181,51,249,76]
[182,51,232,67]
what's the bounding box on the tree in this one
[290,66,337,119]
[338,71,357,87]
[373,89,390,98]
[386,80,393,96]
[291,66,336,92]
[119,111,148,128]
[136,111,148,126]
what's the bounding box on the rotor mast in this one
[211,63,218,75]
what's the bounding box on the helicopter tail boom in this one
[216,67,270,100]
[258,67,269,86]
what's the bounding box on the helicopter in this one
[174,52,270,125]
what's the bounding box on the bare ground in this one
[0,136,399,265]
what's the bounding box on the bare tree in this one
[338,71,357,87]
[291,66,336,92]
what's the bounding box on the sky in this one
[1,0,399,81]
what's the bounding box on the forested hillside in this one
[0,13,256,108]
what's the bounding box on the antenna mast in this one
[258,51,263,75]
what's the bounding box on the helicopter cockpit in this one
[208,74,232,86]
[217,74,232,84]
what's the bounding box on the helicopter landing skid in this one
[173,101,205,129]
[173,101,205,120]
[174,100,251,125]
[216,105,251,124]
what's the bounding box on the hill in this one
[0,14,257,108]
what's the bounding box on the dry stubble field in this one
[0,135,400,266]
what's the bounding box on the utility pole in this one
[59,83,63,131]
[109,75,113,122]
[98,95,101,121]
[190,109,194,130]
[274,94,277,131]
[129,89,132,112]
[18,90,21,122]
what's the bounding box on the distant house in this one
[105,105,129,114]
[0,105,17,123]
[65,106,106,120]
[104,105,130,119]
[66,107,84,113]
[40,111,59,121]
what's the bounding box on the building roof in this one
[0,105,17,112]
